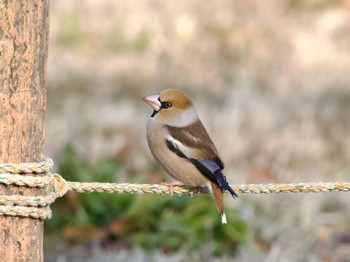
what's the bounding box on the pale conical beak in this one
[142,94,161,111]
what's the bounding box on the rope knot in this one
[51,173,69,198]
[0,158,68,220]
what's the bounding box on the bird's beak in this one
[142,95,161,111]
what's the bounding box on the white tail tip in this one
[221,213,227,224]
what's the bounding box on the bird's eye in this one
[162,102,172,109]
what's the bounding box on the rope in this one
[0,159,67,219]
[67,181,350,194]
[0,158,349,219]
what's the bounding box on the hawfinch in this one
[143,89,237,224]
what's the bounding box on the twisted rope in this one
[0,159,67,219]
[1,158,350,219]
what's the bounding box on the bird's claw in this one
[161,181,183,198]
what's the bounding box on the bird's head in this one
[143,89,199,127]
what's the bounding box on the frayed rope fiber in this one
[1,158,350,219]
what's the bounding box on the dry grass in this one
[46,0,350,260]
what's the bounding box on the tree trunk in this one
[0,1,50,261]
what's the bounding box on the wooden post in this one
[0,1,50,261]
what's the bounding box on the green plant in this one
[45,143,247,256]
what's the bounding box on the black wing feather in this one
[190,159,237,198]
[165,138,237,198]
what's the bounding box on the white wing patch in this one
[166,135,194,158]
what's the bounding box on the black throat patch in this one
[151,110,158,117]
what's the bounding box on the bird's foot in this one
[161,181,183,198]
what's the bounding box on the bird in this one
[143,88,237,224]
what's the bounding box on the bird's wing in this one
[166,120,224,168]
[165,120,237,198]
[189,159,237,198]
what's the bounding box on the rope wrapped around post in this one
[0,158,68,219]
[1,158,350,219]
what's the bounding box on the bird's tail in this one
[212,170,238,198]
[210,182,227,224]
[189,159,238,199]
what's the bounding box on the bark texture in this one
[0,0,50,261]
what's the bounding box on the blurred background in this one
[45,0,350,261]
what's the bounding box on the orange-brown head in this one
[143,89,198,127]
